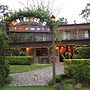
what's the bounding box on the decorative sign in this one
[10,17,46,26]
[9,26,50,32]
[9,17,50,32]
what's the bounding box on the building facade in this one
[1,21,90,63]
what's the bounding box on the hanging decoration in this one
[9,16,50,32]
[6,9,59,32]
[10,17,42,25]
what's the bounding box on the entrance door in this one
[36,48,49,64]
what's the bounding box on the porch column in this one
[77,28,79,39]
[72,45,75,59]
[33,48,36,63]
[47,47,50,64]
[56,46,60,63]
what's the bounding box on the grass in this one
[0,86,53,90]
[1,84,90,90]
[4,64,90,90]
[10,64,52,73]
[48,74,90,90]
[62,79,90,90]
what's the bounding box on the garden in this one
[0,32,90,90]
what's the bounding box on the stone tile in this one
[9,63,64,86]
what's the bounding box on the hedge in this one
[0,32,9,86]
[77,47,90,59]
[64,59,90,83]
[5,56,33,65]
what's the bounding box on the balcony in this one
[7,31,52,43]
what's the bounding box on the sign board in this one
[9,17,50,32]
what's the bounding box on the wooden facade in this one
[6,21,53,64]
[6,23,90,63]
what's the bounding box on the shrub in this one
[6,56,33,65]
[0,32,9,86]
[64,59,90,83]
[5,61,10,77]
[77,47,90,59]
[48,75,61,86]
[4,76,12,84]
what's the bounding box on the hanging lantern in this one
[42,28,44,30]
[19,27,22,30]
[37,28,40,31]
[25,27,29,31]
[30,27,35,31]
[14,27,17,30]
[46,28,50,31]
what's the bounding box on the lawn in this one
[10,64,52,73]
[63,79,90,90]
[4,64,89,90]
[1,84,90,90]
[63,83,90,90]
[0,86,53,90]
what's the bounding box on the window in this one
[84,31,89,39]
[63,31,70,40]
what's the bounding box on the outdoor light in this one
[25,27,29,31]
[51,15,55,22]
[14,27,16,30]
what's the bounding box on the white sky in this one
[0,0,90,24]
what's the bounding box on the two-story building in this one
[57,23,90,59]
[1,20,90,63]
[7,22,90,63]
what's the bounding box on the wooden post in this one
[47,47,50,64]
[33,48,36,63]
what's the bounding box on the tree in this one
[80,3,90,22]
[0,5,8,13]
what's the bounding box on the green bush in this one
[48,74,67,86]
[4,76,12,84]
[5,61,10,78]
[6,56,32,65]
[77,47,90,59]
[48,75,61,86]
[64,59,90,83]
[0,32,9,86]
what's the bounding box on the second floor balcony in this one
[58,23,90,41]
[7,31,52,43]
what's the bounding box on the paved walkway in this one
[10,63,64,86]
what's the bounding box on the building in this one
[57,23,90,59]
[7,23,90,63]
[6,17,53,64]
[1,19,90,63]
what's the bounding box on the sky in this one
[0,0,90,24]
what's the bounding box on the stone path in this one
[9,63,64,86]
